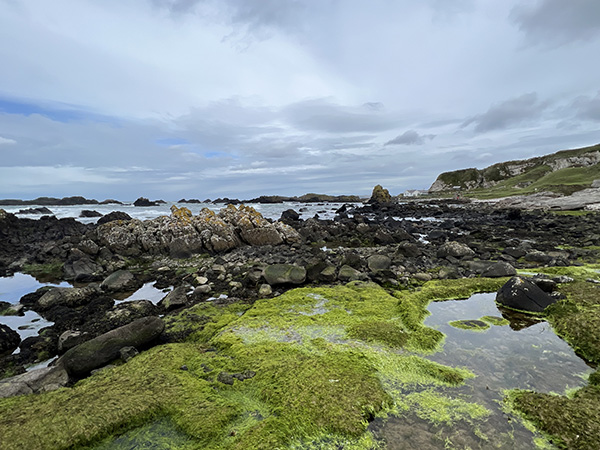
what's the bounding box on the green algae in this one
[448,319,491,331]
[0,280,504,449]
[480,315,510,326]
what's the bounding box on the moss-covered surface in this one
[22,261,64,282]
[448,319,491,331]
[480,315,509,326]
[507,265,600,449]
[0,280,506,450]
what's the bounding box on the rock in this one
[58,330,91,353]
[17,207,53,215]
[119,346,139,362]
[37,286,100,310]
[0,366,69,398]
[193,285,212,297]
[158,286,189,311]
[524,251,552,264]
[481,261,517,278]
[258,284,272,297]
[367,255,392,272]
[58,316,164,377]
[63,251,103,282]
[532,277,557,293]
[78,239,100,256]
[437,241,475,259]
[503,247,526,259]
[101,270,142,293]
[368,185,392,204]
[103,300,158,330]
[133,197,159,207]
[217,372,234,385]
[0,324,20,357]
[395,242,421,258]
[79,210,102,218]
[338,265,364,282]
[280,209,300,222]
[413,272,433,282]
[496,276,557,313]
[232,370,256,381]
[263,264,306,285]
[319,265,337,282]
[97,211,132,225]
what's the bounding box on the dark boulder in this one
[79,210,102,218]
[133,197,159,207]
[0,324,20,357]
[100,270,142,293]
[496,276,557,313]
[17,207,53,215]
[263,264,306,285]
[63,249,103,282]
[58,316,164,377]
[158,286,189,312]
[97,211,132,225]
[280,209,300,222]
[481,261,517,278]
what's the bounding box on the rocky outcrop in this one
[58,316,164,377]
[0,366,69,398]
[36,286,101,310]
[95,204,302,257]
[368,185,392,204]
[0,325,20,357]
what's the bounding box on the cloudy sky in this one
[1,0,599,200]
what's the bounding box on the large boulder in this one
[97,211,132,225]
[367,255,392,272]
[0,324,20,357]
[496,276,557,313]
[481,261,517,278]
[158,286,189,311]
[0,366,69,398]
[263,264,306,285]
[101,270,142,293]
[36,286,100,310]
[63,249,103,281]
[58,316,164,377]
[437,241,475,259]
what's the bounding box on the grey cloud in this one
[283,99,401,133]
[572,92,600,121]
[511,0,600,47]
[385,130,436,146]
[462,93,549,133]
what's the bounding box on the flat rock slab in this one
[58,316,164,377]
[0,366,69,398]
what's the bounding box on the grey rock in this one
[367,255,392,272]
[395,242,421,258]
[37,286,100,310]
[158,286,189,311]
[258,284,272,297]
[481,262,517,278]
[217,372,234,385]
[58,330,91,353]
[101,270,142,293]
[119,346,139,362]
[524,251,552,264]
[263,264,306,285]
[0,366,69,399]
[338,265,363,282]
[193,285,212,297]
[437,241,475,259]
[58,316,164,377]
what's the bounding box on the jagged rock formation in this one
[429,144,600,192]
[368,185,392,204]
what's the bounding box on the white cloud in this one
[0,136,16,145]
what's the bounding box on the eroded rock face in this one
[58,316,164,377]
[95,205,302,257]
[496,276,557,313]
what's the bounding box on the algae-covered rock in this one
[449,319,490,331]
[496,276,557,313]
[263,264,306,285]
[338,264,364,282]
[367,254,392,272]
[36,285,100,310]
[158,286,189,311]
[437,241,475,259]
[59,316,164,377]
[368,184,392,204]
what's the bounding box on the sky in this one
[1,0,600,200]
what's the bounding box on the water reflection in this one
[373,293,593,449]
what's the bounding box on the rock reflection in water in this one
[372,293,593,449]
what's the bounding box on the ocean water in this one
[0,201,360,223]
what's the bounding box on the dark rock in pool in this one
[101,270,142,293]
[133,197,159,207]
[58,316,165,377]
[79,210,102,218]
[17,207,53,215]
[0,324,21,357]
[496,276,557,313]
[97,210,132,225]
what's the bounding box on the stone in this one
[367,255,392,272]
[97,211,132,225]
[437,241,475,259]
[481,261,517,278]
[63,251,103,282]
[338,265,363,282]
[0,324,20,357]
[217,372,234,385]
[58,316,164,377]
[0,366,69,399]
[58,330,91,353]
[524,251,552,264]
[503,247,526,259]
[119,346,139,362]
[37,286,100,310]
[158,286,189,311]
[319,265,337,282]
[193,285,212,296]
[258,284,272,297]
[368,185,392,204]
[413,272,433,282]
[79,210,102,218]
[395,242,421,258]
[263,264,306,285]
[101,270,142,293]
[496,276,557,313]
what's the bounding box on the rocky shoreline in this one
[1,191,600,448]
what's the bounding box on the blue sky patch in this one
[155,137,191,146]
[0,97,113,124]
